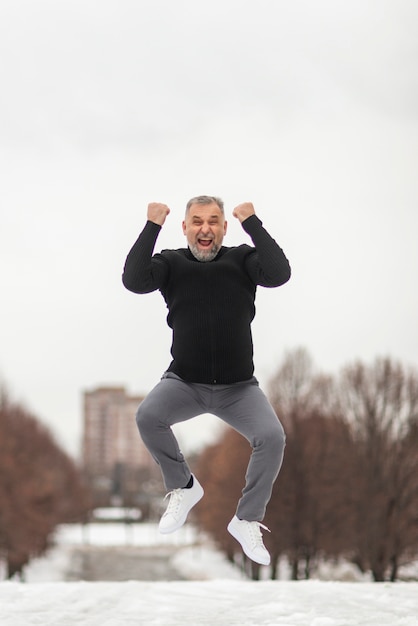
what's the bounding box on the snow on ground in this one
[1,523,418,626]
[1,579,418,625]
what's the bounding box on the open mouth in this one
[198,238,213,248]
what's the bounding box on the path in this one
[66,545,186,582]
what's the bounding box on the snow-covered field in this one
[1,523,417,626]
[2,578,418,626]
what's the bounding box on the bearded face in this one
[182,202,227,262]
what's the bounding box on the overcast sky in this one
[1,0,417,458]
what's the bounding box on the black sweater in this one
[122,215,291,384]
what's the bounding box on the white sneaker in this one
[158,475,204,534]
[227,515,271,565]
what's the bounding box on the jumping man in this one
[122,195,291,565]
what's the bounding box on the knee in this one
[257,420,286,451]
[135,401,158,437]
[271,422,286,450]
[135,403,145,434]
[277,421,286,448]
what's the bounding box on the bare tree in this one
[0,387,90,579]
[339,357,418,581]
[265,408,356,579]
[268,347,315,428]
[266,348,353,579]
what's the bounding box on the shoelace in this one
[247,521,271,548]
[163,488,184,516]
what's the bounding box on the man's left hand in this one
[233,202,256,223]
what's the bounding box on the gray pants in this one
[136,372,286,521]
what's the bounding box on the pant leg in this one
[214,378,286,521]
[136,373,204,490]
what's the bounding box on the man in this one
[122,195,291,565]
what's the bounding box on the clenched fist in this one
[147,202,170,226]
[232,202,256,223]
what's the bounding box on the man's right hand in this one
[147,202,170,226]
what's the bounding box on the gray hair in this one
[185,195,224,215]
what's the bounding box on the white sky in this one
[1,0,417,458]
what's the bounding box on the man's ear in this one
[223,220,228,235]
[182,220,187,235]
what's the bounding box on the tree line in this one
[0,386,90,579]
[194,349,418,582]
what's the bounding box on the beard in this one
[188,242,221,262]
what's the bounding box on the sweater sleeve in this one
[241,214,291,287]
[122,220,169,294]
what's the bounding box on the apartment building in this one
[82,386,156,506]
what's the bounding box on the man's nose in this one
[200,223,211,235]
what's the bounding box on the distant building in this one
[82,386,158,508]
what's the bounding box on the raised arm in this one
[122,203,170,294]
[233,203,291,288]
